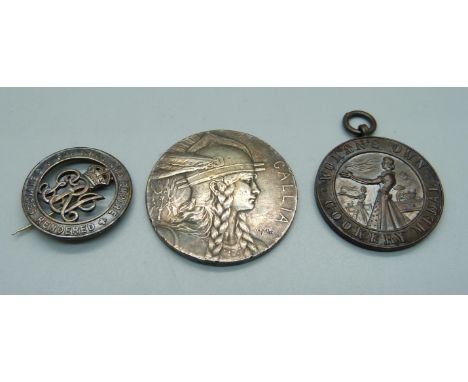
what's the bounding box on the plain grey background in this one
[0,88,466,294]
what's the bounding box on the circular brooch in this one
[20,147,132,240]
[315,111,444,251]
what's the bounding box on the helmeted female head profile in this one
[150,132,266,261]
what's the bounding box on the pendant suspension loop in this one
[358,124,370,136]
[343,110,377,137]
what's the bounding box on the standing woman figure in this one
[340,157,409,231]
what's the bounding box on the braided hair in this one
[206,182,235,259]
[164,173,259,261]
[205,178,258,260]
[235,212,257,258]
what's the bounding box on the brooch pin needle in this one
[12,212,54,236]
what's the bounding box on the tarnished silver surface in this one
[315,111,444,251]
[21,147,132,240]
[146,130,297,265]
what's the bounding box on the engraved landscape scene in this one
[147,131,297,264]
[336,153,424,231]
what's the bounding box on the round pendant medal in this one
[146,130,298,265]
[315,111,443,251]
[21,147,132,240]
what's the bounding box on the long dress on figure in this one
[347,170,409,231]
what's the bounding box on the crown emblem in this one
[83,164,112,188]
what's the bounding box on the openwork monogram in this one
[39,165,113,222]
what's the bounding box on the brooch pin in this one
[15,147,132,240]
[146,130,298,265]
[315,111,443,251]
